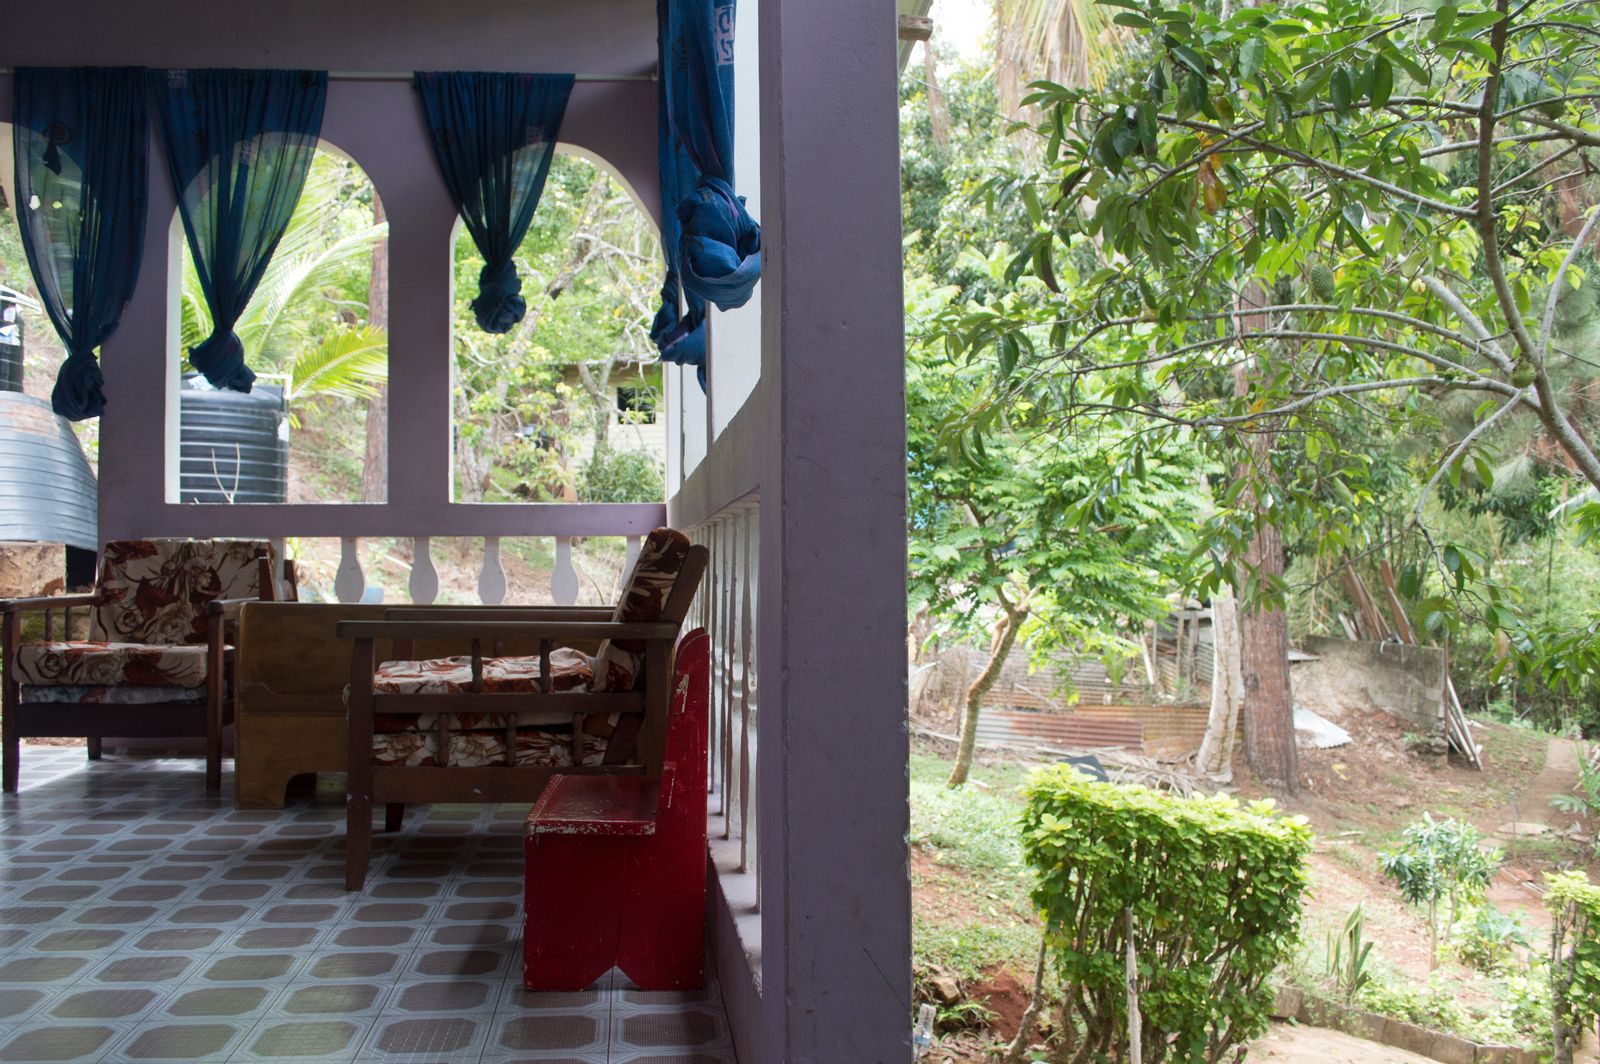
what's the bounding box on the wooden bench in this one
[523,627,709,991]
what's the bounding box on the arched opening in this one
[167,143,390,505]
[0,124,99,470]
[449,148,665,507]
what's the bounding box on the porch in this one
[0,1,909,1062]
[2,746,733,1063]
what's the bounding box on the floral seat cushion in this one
[371,728,607,768]
[13,642,217,688]
[90,539,269,645]
[372,648,592,696]
[591,527,693,692]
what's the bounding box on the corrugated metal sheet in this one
[0,391,97,550]
[976,709,1144,751]
[974,704,1221,759]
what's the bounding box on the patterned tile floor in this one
[0,745,736,1064]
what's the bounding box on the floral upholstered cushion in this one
[371,648,593,696]
[371,728,607,768]
[591,527,692,693]
[18,685,208,705]
[89,539,269,646]
[13,642,215,688]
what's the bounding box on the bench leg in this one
[385,804,405,833]
[524,835,626,992]
[346,795,373,891]
[86,737,102,761]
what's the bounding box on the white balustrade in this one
[691,501,761,907]
[334,537,365,603]
[408,536,439,604]
[551,537,579,606]
[478,536,507,605]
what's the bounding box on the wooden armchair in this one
[338,528,708,889]
[2,539,280,793]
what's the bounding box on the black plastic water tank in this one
[178,374,288,504]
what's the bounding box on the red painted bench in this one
[522,627,710,991]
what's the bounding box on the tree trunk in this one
[948,605,1022,788]
[1239,517,1297,791]
[361,198,389,504]
[1231,285,1299,793]
[1195,589,1244,782]
[923,41,950,149]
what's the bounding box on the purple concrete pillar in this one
[756,0,910,1060]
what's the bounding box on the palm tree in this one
[993,0,1124,116]
[179,155,389,420]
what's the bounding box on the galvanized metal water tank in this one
[0,390,98,550]
[178,374,289,504]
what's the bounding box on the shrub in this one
[577,446,663,503]
[1547,870,1600,1064]
[1378,815,1501,968]
[1451,904,1530,974]
[1020,767,1312,1064]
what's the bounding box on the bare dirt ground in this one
[912,657,1595,1062]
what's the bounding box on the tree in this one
[907,285,1203,787]
[930,0,1600,771]
[1379,815,1501,969]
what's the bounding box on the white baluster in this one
[409,537,439,604]
[268,537,288,598]
[479,537,507,605]
[334,537,364,604]
[739,507,754,873]
[551,537,579,606]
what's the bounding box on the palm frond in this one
[994,0,1126,116]
[286,324,389,409]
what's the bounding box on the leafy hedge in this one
[1547,871,1600,1064]
[1021,767,1312,1063]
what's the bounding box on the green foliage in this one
[1325,905,1374,1003]
[576,446,664,504]
[1551,747,1600,843]
[1451,903,1531,975]
[1547,870,1600,1059]
[921,0,1600,698]
[1355,971,1474,1036]
[1378,815,1501,965]
[1020,766,1311,1062]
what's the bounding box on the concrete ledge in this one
[1273,987,1539,1064]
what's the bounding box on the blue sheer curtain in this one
[12,67,150,420]
[150,68,327,393]
[415,72,575,334]
[651,0,762,381]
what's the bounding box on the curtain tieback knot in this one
[677,176,761,312]
[472,258,526,334]
[52,351,108,421]
[189,329,257,393]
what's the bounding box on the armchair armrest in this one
[1,593,97,615]
[207,595,262,619]
[383,607,615,622]
[337,620,679,642]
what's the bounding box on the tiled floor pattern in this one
[0,745,736,1063]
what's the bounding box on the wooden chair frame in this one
[338,545,707,889]
[2,548,279,794]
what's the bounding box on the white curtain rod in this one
[0,69,657,83]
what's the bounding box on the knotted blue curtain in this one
[12,67,149,420]
[150,68,327,393]
[415,72,575,334]
[651,0,762,382]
